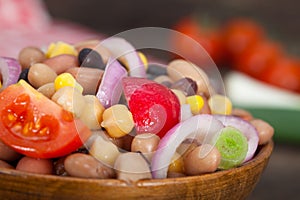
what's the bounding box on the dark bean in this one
[18,68,30,82]
[170,77,198,96]
[78,48,105,70]
[53,157,68,176]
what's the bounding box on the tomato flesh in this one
[0,80,91,158]
[123,77,180,138]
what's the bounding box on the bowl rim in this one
[0,141,274,186]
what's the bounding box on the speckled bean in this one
[64,153,115,179]
[43,54,78,74]
[28,63,57,88]
[37,82,56,98]
[16,156,53,174]
[0,140,21,162]
[167,59,212,96]
[250,119,274,145]
[183,144,221,175]
[66,67,104,95]
[0,160,14,169]
[131,133,160,161]
[18,46,46,69]
[74,40,111,64]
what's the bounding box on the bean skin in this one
[28,63,57,88]
[64,153,115,179]
[0,160,14,169]
[131,133,160,161]
[114,152,152,182]
[0,140,21,162]
[250,119,274,145]
[18,46,46,69]
[183,144,221,176]
[43,54,78,74]
[16,156,53,175]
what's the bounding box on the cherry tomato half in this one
[235,40,283,79]
[172,16,224,66]
[261,57,300,93]
[221,19,265,63]
[0,80,91,158]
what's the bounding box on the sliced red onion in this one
[213,115,259,162]
[180,104,193,121]
[100,37,146,78]
[96,58,127,108]
[151,114,224,179]
[0,57,21,91]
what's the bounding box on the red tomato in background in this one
[235,40,283,79]
[261,57,300,93]
[221,19,265,63]
[0,80,92,159]
[172,16,224,66]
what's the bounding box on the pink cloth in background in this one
[0,0,103,58]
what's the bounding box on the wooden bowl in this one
[0,141,273,200]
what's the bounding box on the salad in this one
[0,36,274,181]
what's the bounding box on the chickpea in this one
[101,104,134,138]
[79,95,105,130]
[89,135,120,167]
[114,152,152,182]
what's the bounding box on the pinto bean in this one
[64,153,115,179]
[0,140,21,162]
[43,54,78,74]
[183,144,221,176]
[0,160,14,169]
[250,119,274,145]
[16,156,53,175]
[18,46,46,69]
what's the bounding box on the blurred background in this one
[1,0,300,199]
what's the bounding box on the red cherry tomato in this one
[221,19,265,63]
[122,77,180,138]
[0,80,92,158]
[235,40,283,79]
[262,57,300,93]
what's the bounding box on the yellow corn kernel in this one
[46,41,78,58]
[208,94,232,115]
[186,95,204,115]
[54,73,83,93]
[138,51,148,70]
[101,104,134,138]
[168,152,184,174]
